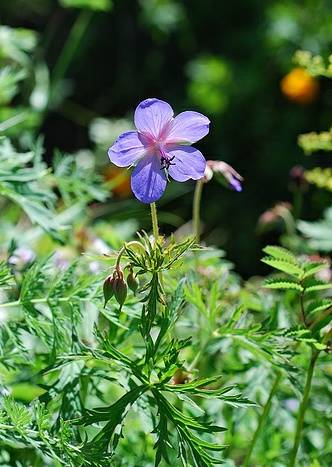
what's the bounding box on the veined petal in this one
[134,98,174,139]
[167,146,206,182]
[108,131,146,167]
[131,154,167,203]
[166,111,210,144]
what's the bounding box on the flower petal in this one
[134,98,174,139]
[167,146,206,182]
[131,155,167,203]
[108,131,146,167]
[166,111,210,144]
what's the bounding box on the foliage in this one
[0,2,332,466]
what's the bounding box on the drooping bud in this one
[103,275,115,308]
[258,202,292,230]
[127,269,139,294]
[113,271,127,310]
[289,165,308,192]
[205,160,243,191]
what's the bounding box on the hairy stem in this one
[244,373,281,467]
[288,349,319,467]
[150,202,159,242]
[193,179,204,242]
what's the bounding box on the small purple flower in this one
[108,98,210,203]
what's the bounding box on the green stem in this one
[51,10,93,101]
[150,202,159,242]
[292,189,303,221]
[115,241,146,270]
[193,179,204,242]
[288,349,319,467]
[244,373,281,467]
[0,296,89,309]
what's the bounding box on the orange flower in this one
[103,166,131,198]
[280,67,319,104]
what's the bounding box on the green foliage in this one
[294,50,332,78]
[305,167,332,192]
[298,207,332,252]
[0,138,62,240]
[59,0,113,11]
[298,127,332,155]
[0,6,332,467]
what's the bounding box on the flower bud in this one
[103,275,115,308]
[289,165,308,191]
[114,274,127,310]
[127,270,139,294]
[206,160,243,191]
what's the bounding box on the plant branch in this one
[288,349,319,467]
[244,372,281,467]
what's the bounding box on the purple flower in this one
[108,98,210,203]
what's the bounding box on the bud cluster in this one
[103,266,139,310]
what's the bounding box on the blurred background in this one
[1,0,332,276]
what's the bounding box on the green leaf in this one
[261,257,304,276]
[59,0,112,11]
[262,246,298,264]
[303,278,332,293]
[0,260,13,288]
[298,208,332,252]
[307,299,332,316]
[303,260,330,278]
[80,384,148,457]
[264,277,303,291]
[2,396,32,432]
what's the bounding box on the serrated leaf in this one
[3,397,32,430]
[262,257,304,276]
[303,278,332,292]
[303,261,330,278]
[263,246,298,264]
[307,299,332,316]
[264,277,303,291]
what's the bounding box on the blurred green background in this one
[1,0,332,276]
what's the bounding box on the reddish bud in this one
[114,274,127,310]
[103,275,115,308]
[127,270,139,294]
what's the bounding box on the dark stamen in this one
[160,156,176,170]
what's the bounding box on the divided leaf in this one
[303,260,330,279]
[262,257,303,277]
[263,246,298,264]
[303,278,332,293]
[264,277,303,292]
[307,299,332,316]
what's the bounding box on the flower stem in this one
[243,372,281,467]
[51,10,93,100]
[150,202,159,242]
[288,349,319,467]
[193,180,204,242]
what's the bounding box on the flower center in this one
[153,142,175,171]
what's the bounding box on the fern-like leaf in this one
[264,277,303,292]
[262,257,303,277]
